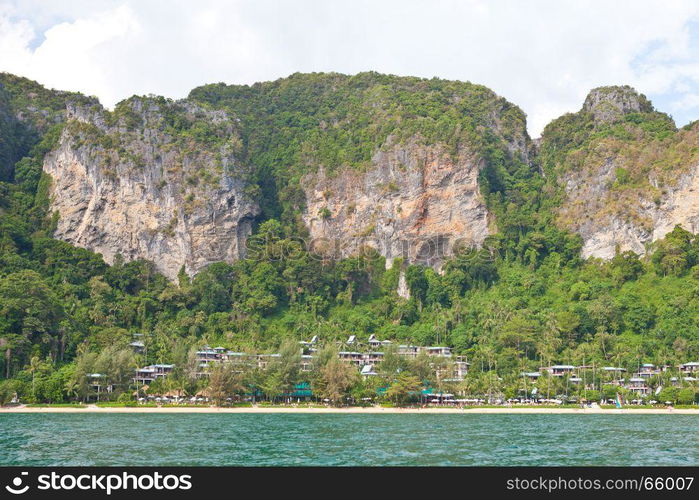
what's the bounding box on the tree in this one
[314,351,358,405]
[95,346,136,397]
[652,225,694,276]
[261,370,284,402]
[677,387,696,405]
[407,351,432,381]
[405,265,428,310]
[207,363,241,405]
[385,372,422,405]
[66,349,98,402]
[0,270,64,374]
[658,387,679,404]
[258,341,303,402]
[378,345,407,380]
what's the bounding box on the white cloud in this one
[2,0,699,136]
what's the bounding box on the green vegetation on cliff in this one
[540,85,699,234]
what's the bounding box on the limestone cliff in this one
[42,96,259,279]
[189,72,531,270]
[546,86,699,259]
[302,138,491,268]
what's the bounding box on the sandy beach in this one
[1,405,697,414]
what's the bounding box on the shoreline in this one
[1,405,698,414]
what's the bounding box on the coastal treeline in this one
[1,214,698,404]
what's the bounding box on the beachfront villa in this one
[133,364,174,384]
[626,377,650,395]
[88,373,113,394]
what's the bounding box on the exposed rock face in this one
[566,162,699,259]
[553,86,699,259]
[582,85,653,123]
[397,269,410,299]
[43,97,259,279]
[302,138,491,267]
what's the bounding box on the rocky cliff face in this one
[188,72,531,271]
[549,86,699,259]
[302,138,491,268]
[43,97,259,279]
[24,72,699,277]
[582,85,654,123]
[563,160,699,259]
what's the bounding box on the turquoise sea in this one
[0,414,697,466]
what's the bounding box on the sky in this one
[2,0,699,136]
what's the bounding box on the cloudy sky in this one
[2,0,699,136]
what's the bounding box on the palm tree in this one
[29,355,41,399]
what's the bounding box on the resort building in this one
[636,364,661,378]
[368,334,392,349]
[338,351,364,366]
[679,362,699,374]
[128,341,145,354]
[602,366,626,375]
[454,357,470,379]
[422,346,452,357]
[364,352,385,365]
[626,377,650,395]
[541,365,576,377]
[300,335,319,348]
[361,364,378,378]
[256,354,280,370]
[301,355,314,372]
[134,366,156,384]
[88,373,113,393]
[196,347,220,362]
[133,364,173,384]
[398,345,420,358]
